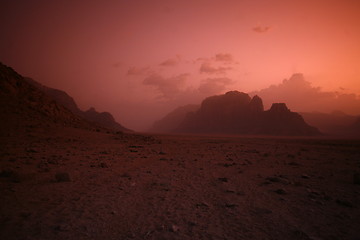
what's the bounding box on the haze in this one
[1,0,360,131]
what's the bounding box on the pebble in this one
[353,173,360,185]
[55,172,71,182]
[274,188,287,195]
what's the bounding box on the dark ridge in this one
[23,77,131,132]
[174,91,320,136]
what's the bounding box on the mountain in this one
[150,104,199,133]
[175,91,320,135]
[0,62,94,134]
[24,77,131,132]
[351,117,360,131]
[300,111,359,135]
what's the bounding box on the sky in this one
[1,0,360,131]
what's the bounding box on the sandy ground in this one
[1,126,360,240]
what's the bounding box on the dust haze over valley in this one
[1,0,360,239]
[2,0,360,131]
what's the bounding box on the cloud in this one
[251,73,360,114]
[159,55,181,67]
[200,62,232,75]
[143,73,189,99]
[252,25,271,33]
[215,53,233,62]
[198,77,233,95]
[127,66,150,76]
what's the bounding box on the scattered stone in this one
[218,177,228,182]
[222,163,236,167]
[129,145,144,149]
[225,203,238,208]
[170,224,180,232]
[19,212,32,219]
[266,176,281,182]
[336,199,354,208]
[100,162,108,168]
[274,188,287,195]
[236,191,246,196]
[120,173,131,179]
[196,202,209,208]
[354,173,360,185]
[55,172,71,182]
[288,162,300,166]
[225,189,235,193]
[251,207,272,215]
[0,169,21,183]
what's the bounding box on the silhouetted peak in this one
[86,107,97,113]
[249,95,264,113]
[331,110,346,116]
[269,103,290,113]
[200,91,251,115]
[224,91,251,101]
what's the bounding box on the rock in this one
[55,172,71,182]
[225,203,238,208]
[266,176,281,182]
[0,169,21,183]
[170,224,180,232]
[274,188,287,195]
[302,174,310,179]
[100,162,108,168]
[218,177,228,182]
[336,199,354,208]
[249,95,264,113]
[175,91,320,135]
[354,173,360,185]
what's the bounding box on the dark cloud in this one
[252,25,271,33]
[198,77,233,95]
[200,62,232,75]
[215,53,233,62]
[143,73,189,99]
[159,55,181,67]
[127,66,150,76]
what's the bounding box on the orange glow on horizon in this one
[1,0,360,130]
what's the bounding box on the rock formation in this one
[24,76,131,132]
[150,104,199,133]
[176,91,320,135]
[0,62,93,134]
[0,62,131,133]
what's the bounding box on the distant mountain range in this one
[151,92,360,136]
[300,111,360,136]
[153,91,320,136]
[150,104,199,133]
[0,62,131,133]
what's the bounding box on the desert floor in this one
[1,126,360,240]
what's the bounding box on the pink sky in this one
[1,0,360,130]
